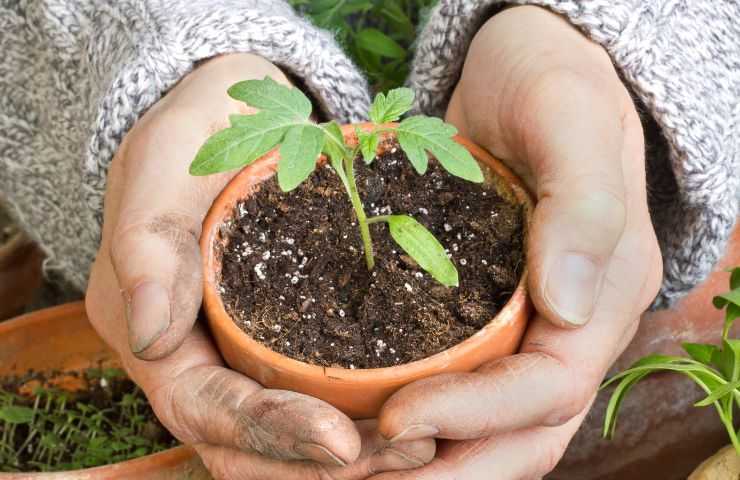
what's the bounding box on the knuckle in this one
[577,188,627,240]
[110,212,200,268]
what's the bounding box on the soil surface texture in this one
[219,143,525,369]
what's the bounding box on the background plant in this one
[288,0,436,91]
[190,79,484,287]
[0,368,176,472]
[603,268,740,453]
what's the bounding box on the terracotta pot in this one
[0,303,211,480]
[549,223,740,480]
[0,231,43,321]
[201,123,534,419]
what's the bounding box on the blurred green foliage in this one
[289,0,437,91]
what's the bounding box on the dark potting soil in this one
[0,369,178,472]
[219,143,525,369]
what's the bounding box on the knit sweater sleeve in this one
[0,0,370,292]
[409,0,740,307]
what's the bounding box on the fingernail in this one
[125,282,171,354]
[389,424,439,443]
[544,253,601,326]
[294,442,347,467]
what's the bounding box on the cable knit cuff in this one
[82,0,371,219]
[409,0,740,307]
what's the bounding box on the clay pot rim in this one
[0,302,200,478]
[0,445,197,479]
[201,123,533,382]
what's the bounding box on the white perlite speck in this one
[262,251,271,260]
[404,283,413,292]
[444,223,452,232]
[254,262,266,280]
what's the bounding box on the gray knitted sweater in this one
[1,0,738,307]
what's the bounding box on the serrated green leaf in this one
[278,125,325,191]
[397,116,484,182]
[355,28,405,58]
[387,215,458,287]
[369,88,415,124]
[357,129,379,164]
[190,112,295,175]
[0,405,35,424]
[683,343,719,364]
[227,77,312,120]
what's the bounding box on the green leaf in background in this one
[715,339,740,382]
[189,112,292,175]
[387,215,458,287]
[601,355,727,438]
[355,28,406,59]
[397,116,484,182]
[289,0,437,91]
[0,405,35,424]
[715,287,740,339]
[369,87,415,124]
[695,378,740,407]
[278,125,325,191]
[228,76,312,120]
[357,129,379,164]
[683,342,720,364]
[602,370,650,438]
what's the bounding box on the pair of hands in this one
[86,6,662,479]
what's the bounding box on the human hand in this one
[370,6,663,478]
[86,53,434,479]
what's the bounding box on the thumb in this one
[109,127,233,360]
[519,72,628,327]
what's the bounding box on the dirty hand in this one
[370,6,663,479]
[86,53,434,479]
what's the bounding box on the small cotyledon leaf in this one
[387,215,458,287]
[0,405,35,424]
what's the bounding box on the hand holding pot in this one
[370,6,663,479]
[86,53,434,479]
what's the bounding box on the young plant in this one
[0,368,175,472]
[603,267,740,453]
[190,78,484,287]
